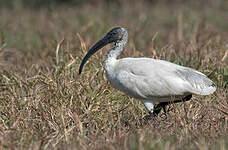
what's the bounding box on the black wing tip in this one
[211,82,216,87]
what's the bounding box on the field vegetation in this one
[0,0,228,149]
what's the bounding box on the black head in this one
[78,27,127,74]
[104,27,127,43]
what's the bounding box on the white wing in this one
[109,58,216,100]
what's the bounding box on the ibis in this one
[79,27,216,117]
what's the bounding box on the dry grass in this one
[0,2,228,149]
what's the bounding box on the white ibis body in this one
[79,27,216,115]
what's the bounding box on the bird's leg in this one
[153,102,169,115]
[142,112,155,122]
[140,99,157,121]
[142,102,168,122]
[141,95,192,121]
[153,94,193,115]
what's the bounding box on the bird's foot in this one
[138,112,156,126]
[142,103,166,121]
[143,112,157,121]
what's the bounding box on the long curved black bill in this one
[79,38,108,74]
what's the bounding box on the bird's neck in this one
[103,42,124,73]
[105,42,124,59]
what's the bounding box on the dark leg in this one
[152,102,168,116]
[142,102,168,121]
[153,94,192,116]
[142,94,192,121]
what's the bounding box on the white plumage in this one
[79,27,216,116]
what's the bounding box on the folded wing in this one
[113,58,216,100]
